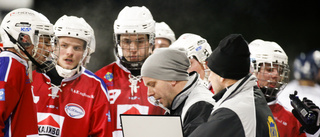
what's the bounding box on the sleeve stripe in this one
[0,57,12,82]
[84,69,110,101]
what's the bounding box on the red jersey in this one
[0,51,38,137]
[269,103,306,137]
[32,66,111,137]
[95,61,165,137]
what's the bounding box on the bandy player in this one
[95,6,165,137]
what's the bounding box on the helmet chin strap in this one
[4,29,44,71]
[55,65,79,78]
[27,60,33,81]
[202,61,210,81]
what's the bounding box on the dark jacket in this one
[166,72,215,136]
[189,74,279,137]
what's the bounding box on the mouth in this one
[64,58,73,64]
[155,98,162,104]
[267,82,277,88]
[129,56,138,60]
[148,96,161,106]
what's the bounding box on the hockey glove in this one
[292,97,320,134]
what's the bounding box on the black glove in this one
[292,97,320,134]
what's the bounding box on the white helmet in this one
[54,15,95,66]
[0,8,56,73]
[113,6,155,70]
[249,39,290,101]
[170,33,212,63]
[170,33,212,86]
[155,22,175,44]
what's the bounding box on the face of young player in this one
[57,37,85,69]
[21,34,52,65]
[255,63,282,89]
[33,35,53,64]
[188,57,205,80]
[120,34,150,62]
[154,38,170,49]
[143,76,178,109]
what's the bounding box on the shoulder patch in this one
[104,72,113,82]
[267,116,279,137]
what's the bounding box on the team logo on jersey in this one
[37,113,64,137]
[117,104,149,129]
[107,110,111,122]
[109,89,121,104]
[65,103,85,119]
[104,72,113,82]
[0,89,5,101]
[267,116,279,137]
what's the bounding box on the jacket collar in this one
[170,72,199,110]
[214,74,257,107]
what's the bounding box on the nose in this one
[47,45,53,52]
[270,68,279,78]
[129,41,138,51]
[65,47,74,56]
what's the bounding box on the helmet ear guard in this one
[17,33,33,47]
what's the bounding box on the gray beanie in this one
[141,48,190,81]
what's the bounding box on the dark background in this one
[10,0,320,79]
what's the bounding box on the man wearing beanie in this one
[141,48,215,136]
[189,34,279,137]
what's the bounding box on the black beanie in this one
[207,34,250,80]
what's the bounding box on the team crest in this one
[267,116,279,137]
[104,72,113,82]
[65,103,85,119]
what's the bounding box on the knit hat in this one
[207,34,250,80]
[141,48,190,81]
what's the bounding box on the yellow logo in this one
[267,116,278,137]
[104,72,113,82]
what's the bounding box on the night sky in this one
[2,0,320,79]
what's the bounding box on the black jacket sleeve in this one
[188,108,245,137]
[183,101,214,137]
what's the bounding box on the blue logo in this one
[0,89,5,101]
[195,46,202,51]
[107,110,111,122]
[104,72,113,82]
[21,27,32,32]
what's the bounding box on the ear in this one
[170,81,177,86]
[220,77,225,83]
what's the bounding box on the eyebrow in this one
[146,81,156,87]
